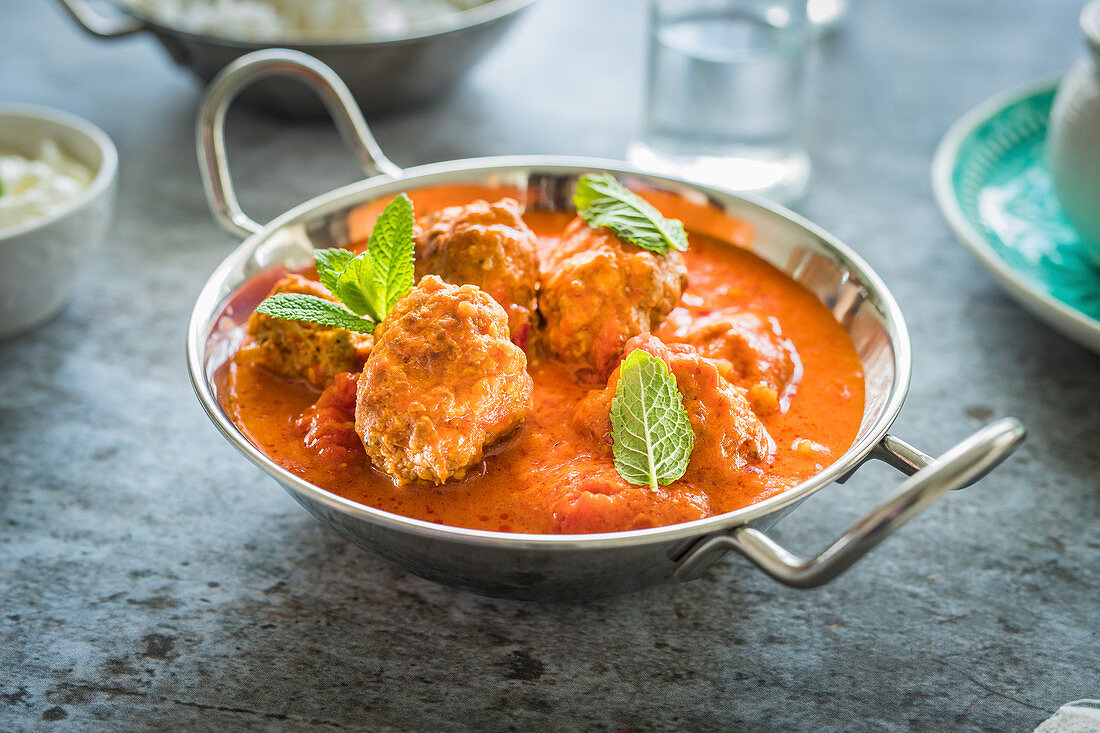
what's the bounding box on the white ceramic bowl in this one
[0,104,117,338]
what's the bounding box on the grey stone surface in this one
[1,0,1097,730]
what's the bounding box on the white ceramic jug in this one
[1049,0,1100,266]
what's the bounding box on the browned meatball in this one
[573,334,773,481]
[241,274,372,389]
[539,218,687,373]
[414,198,539,348]
[657,308,802,415]
[355,276,533,486]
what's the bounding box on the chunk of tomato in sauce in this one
[551,478,710,534]
[296,371,363,467]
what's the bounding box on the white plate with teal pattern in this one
[933,77,1100,355]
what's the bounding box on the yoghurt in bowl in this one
[0,140,95,233]
[0,105,117,338]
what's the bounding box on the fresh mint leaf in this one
[330,193,415,321]
[253,193,415,333]
[610,349,694,490]
[334,253,383,321]
[313,248,354,296]
[367,192,416,314]
[254,293,375,334]
[574,173,689,254]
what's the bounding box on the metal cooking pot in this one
[187,50,1026,601]
[56,0,535,117]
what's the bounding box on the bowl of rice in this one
[0,104,117,338]
[56,0,536,117]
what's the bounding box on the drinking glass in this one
[628,0,812,205]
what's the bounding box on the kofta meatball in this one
[414,198,539,348]
[539,218,687,373]
[241,274,372,389]
[355,276,533,486]
[657,308,802,415]
[573,334,773,480]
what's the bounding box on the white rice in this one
[122,0,490,41]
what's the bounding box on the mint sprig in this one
[365,192,416,315]
[314,247,354,295]
[610,349,694,490]
[255,293,379,333]
[253,193,416,335]
[574,173,689,254]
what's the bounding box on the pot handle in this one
[56,0,145,38]
[839,433,931,480]
[674,417,1026,588]
[196,49,403,239]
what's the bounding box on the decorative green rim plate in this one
[932,78,1100,355]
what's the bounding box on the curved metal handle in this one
[863,434,933,476]
[196,49,403,239]
[675,417,1026,588]
[839,432,991,490]
[56,0,144,37]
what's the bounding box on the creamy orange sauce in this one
[218,187,865,534]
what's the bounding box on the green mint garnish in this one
[313,247,354,296]
[253,193,416,334]
[365,192,416,316]
[574,173,689,254]
[255,293,377,334]
[333,253,380,321]
[610,349,694,490]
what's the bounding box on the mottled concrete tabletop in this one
[1,0,1098,730]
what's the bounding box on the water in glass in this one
[629,1,811,205]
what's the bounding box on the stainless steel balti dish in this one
[55,0,535,116]
[187,50,1026,601]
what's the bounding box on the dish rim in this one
[114,0,538,48]
[930,76,1100,351]
[0,102,118,242]
[187,155,912,551]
